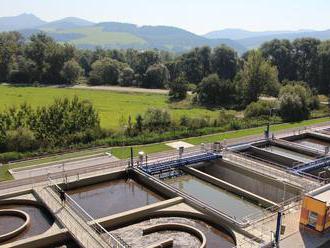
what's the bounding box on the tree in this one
[134,114,143,133]
[318,41,330,94]
[61,59,83,84]
[179,49,204,83]
[197,46,211,77]
[293,38,320,88]
[24,32,55,82]
[260,39,296,81]
[168,75,188,101]
[211,45,238,80]
[119,67,136,86]
[89,58,120,85]
[279,83,312,122]
[143,63,169,88]
[0,32,24,82]
[134,51,160,76]
[196,74,235,107]
[239,50,280,105]
[8,55,37,84]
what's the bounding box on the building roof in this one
[310,184,330,206]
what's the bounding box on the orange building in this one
[300,184,330,232]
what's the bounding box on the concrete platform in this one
[10,155,119,179]
[166,141,194,149]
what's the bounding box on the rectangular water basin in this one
[67,178,164,219]
[164,174,264,220]
[193,160,302,203]
[293,137,330,152]
[261,145,314,164]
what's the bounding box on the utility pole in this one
[130,147,134,167]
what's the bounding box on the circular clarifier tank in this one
[0,200,54,244]
[109,216,236,248]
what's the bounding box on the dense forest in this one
[0,31,329,161]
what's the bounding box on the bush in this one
[279,83,312,122]
[279,93,309,122]
[244,100,278,118]
[5,128,39,152]
[0,151,25,163]
[143,108,171,131]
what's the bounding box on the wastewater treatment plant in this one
[0,126,330,248]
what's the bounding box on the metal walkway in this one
[35,179,129,248]
[139,152,221,176]
[292,156,330,173]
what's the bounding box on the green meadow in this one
[0,85,220,130]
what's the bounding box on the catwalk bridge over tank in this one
[138,151,222,176]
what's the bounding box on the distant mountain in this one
[237,30,330,48]
[39,17,94,31]
[204,28,295,40]
[0,14,246,53]
[204,28,330,48]
[0,13,46,31]
[93,22,247,53]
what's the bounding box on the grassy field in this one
[0,85,220,130]
[58,26,146,46]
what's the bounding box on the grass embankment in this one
[2,116,329,182]
[0,85,220,130]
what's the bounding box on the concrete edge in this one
[0,209,30,243]
[0,229,69,248]
[143,223,206,248]
[94,197,184,229]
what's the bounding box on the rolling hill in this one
[0,13,246,53]
[3,13,329,52]
[0,13,46,31]
[204,28,330,48]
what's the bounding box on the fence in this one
[47,177,129,248]
[233,196,302,248]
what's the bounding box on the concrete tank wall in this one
[193,160,302,203]
[250,146,298,167]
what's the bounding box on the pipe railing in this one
[223,151,322,191]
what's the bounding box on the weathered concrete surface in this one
[95,197,184,229]
[10,155,119,179]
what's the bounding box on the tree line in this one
[1,32,330,95]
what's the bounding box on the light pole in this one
[266,108,277,140]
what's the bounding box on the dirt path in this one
[71,85,170,94]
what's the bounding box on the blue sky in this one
[1,0,330,34]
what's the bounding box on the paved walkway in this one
[11,155,119,179]
[35,186,110,248]
[280,226,330,248]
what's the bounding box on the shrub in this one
[244,100,278,118]
[279,83,312,122]
[5,128,39,152]
[143,108,171,131]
